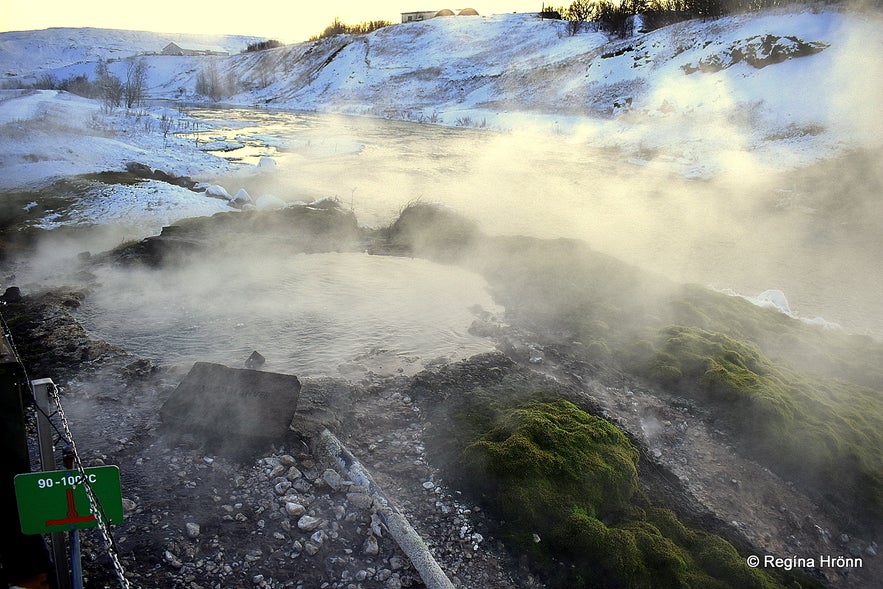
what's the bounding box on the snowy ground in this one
[0,7,880,228]
[222,7,881,178]
[0,89,241,231]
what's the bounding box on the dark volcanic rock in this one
[1,289,128,380]
[108,203,364,266]
[1,286,21,303]
[151,169,174,183]
[125,161,154,178]
[245,350,266,369]
[682,34,829,74]
[124,162,198,191]
[160,362,301,443]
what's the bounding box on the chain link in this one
[48,383,133,589]
[6,309,133,587]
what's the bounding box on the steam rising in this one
[76,250,503,377]
[189,109,881,338]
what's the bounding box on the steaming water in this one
[182,107,882,338]
[76,252,503,377]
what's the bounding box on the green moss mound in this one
[459,399,805,589]
[462,399,639,522]
[457,229,882,520]
[635,325,883,517]
[670,284,883,391]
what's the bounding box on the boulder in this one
[160,362,301,445]
[172,175,197,190]
[232,189,252,206]
[152,169,174,183]
[245,350,266,369]
[204,185,232,200]
[1,286,22,303]
[125,162,153,178]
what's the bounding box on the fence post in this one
[0,328,56,587]
[33,378,72,589]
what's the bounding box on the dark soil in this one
[2,203,880,588]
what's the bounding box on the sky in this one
[0,0,550,42]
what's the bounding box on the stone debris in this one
[82,411,530,589]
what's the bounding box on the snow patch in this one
[719,287,842,331]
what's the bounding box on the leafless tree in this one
[94,58,123,112]
[159,114,173,147]
[124,58,149,109]
[565,0,595,35]
[196,59,230,101]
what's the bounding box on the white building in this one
[401,8,478,23]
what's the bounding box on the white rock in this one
[186,522,200,539]
[297,515,322,532]
[164,551,182,568]
[322,468,342,491]
[232,188,252,204]
[362,535,379,556]
[347,492,373,510]
[751,289,792,315]
[255,194,286,210]
[310,530,325,546]
[205,184,232,200]
[285,502,306,517]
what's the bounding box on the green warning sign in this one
[14,466,123,535]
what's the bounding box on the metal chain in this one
[48,383,133,589]
[4,310,133,587]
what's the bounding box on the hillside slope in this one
[222,8,880,174]
[0,27,258,76]
[1,8,880,176]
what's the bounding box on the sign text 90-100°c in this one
[14,465,123,535]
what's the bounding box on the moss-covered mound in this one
[631,325,883,517]
[442,226,883,521]
[459,399,804,589]
[463,399,639,523]
[669,284,883,391]
[393,204,882,522]
[383,201,480,261]
[108,200,363,266]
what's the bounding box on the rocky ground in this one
[2,205,879,589]
[4,289,541,589]
[3,283,878,589]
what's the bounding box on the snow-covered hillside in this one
[0,27,259,81]
[0,7,880,181]
[220,8,880,173]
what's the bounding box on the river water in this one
[76,107,882,372]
